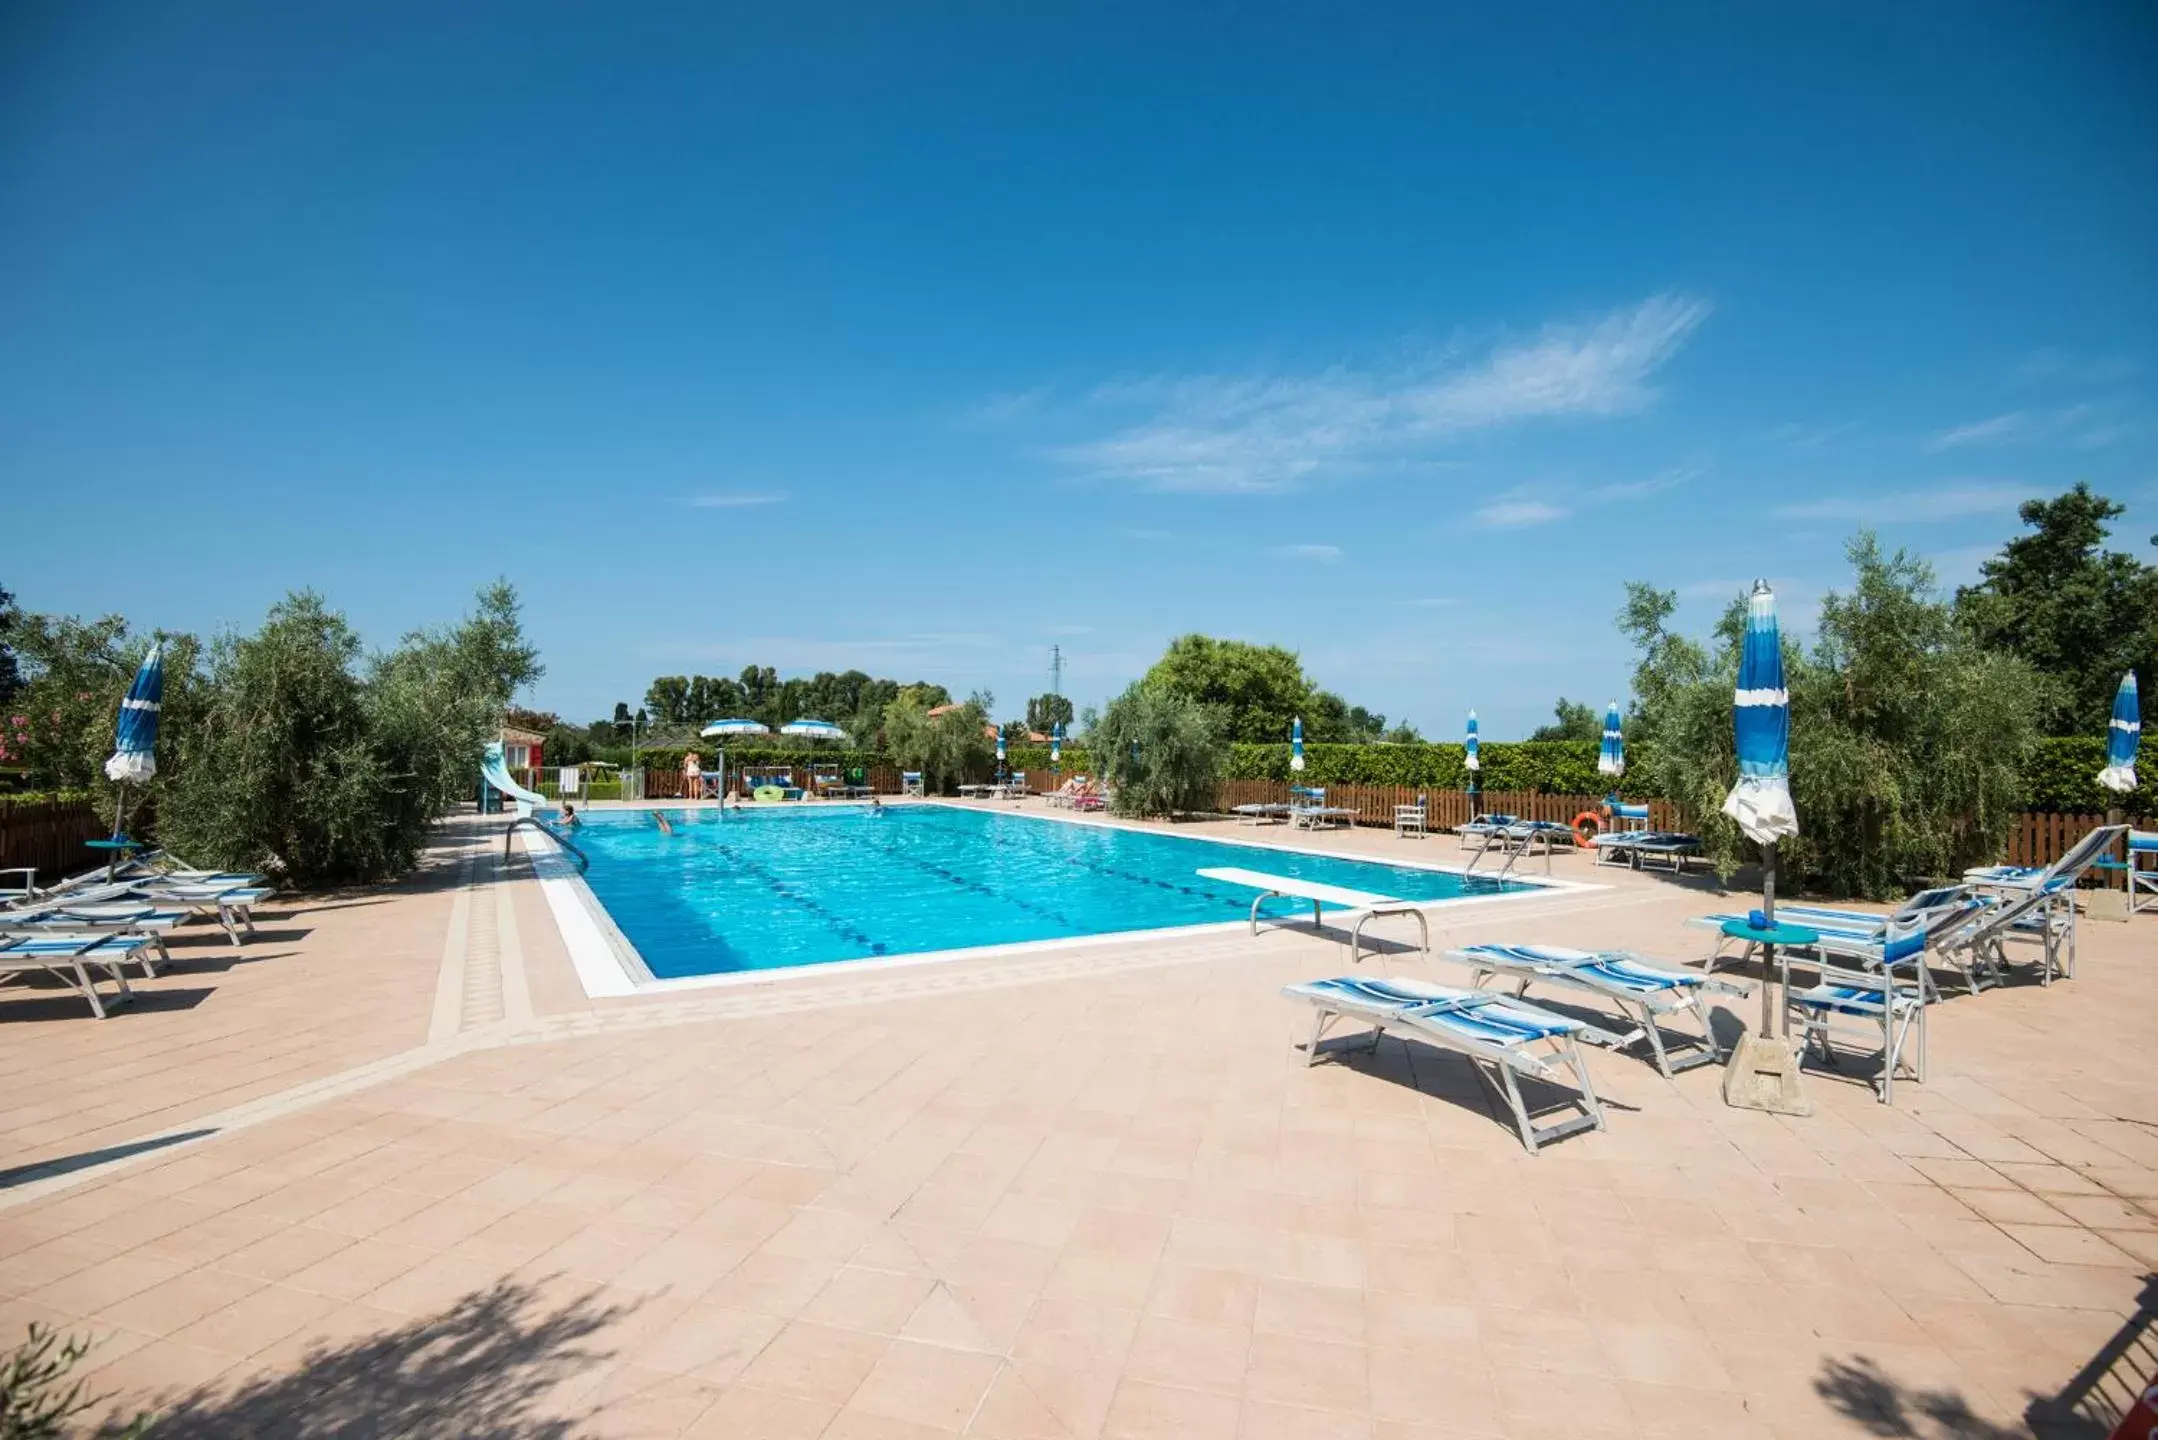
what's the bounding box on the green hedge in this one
[625,747,884,774]
[1215,740,1649,796]
[2021,736,2154,815]
[607,738,2145,813]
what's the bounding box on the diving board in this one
[1197,865,1430,964]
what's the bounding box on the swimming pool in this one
[559,804,1549,983]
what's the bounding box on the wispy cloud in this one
[1270,543,1343,562]
[1049,293,1710,494]
[1469,468,1695,529]
[1773,482,2026,523]
[1474,499,1571,528]
[1926,412,2028,451]
[1926,402,2132,452]
[1765,420,1856,450]
[686,491,787,508]
[961,385,1053,426]
[2017,348,2137,386]
[1592,467,1700,502]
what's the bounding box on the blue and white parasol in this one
[779,718,846,741]
[2097,671,2140,794]
[1598,699,1625,778]
[104,643,164,785]
[1050,721,1062,771]
[1290,715,1305,773]
[700,718,771,738]
[995,724,1007,765]
[1722,582,1799,845]
[1464,711,1480,773]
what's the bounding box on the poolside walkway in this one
[2,802,2153,1438]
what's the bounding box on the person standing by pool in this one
[682,750,702,800]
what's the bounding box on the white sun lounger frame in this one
[1283,976,1621,1152]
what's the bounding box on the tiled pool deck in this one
[2,801,2152,1437]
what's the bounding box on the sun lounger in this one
[2,904,182,968]
[1456,813,1517,846]
[1693,899,1985,1001]
[1963,823,2126,896]
[1786,958,1927,1105]
[1285,786,1354,830]
[1464,820,1574,877]
[902,771,925,797]
[2132,831,2158,916]
[1590,831,1703,872]
[1940,885,2073,990]
[1197,866,1429,963]
[129,881,270,947]
[1448,942,1751,1077]
[1282,975,1621,1153]
[0,931,160,1018]
[1394,801,1427,839]
[1232,802,1290,826]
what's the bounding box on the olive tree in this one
[1090,682,1226,819]
[1622,534,2041,898]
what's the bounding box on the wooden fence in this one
[632,763,908,800]
[2002,811,2149,869]
[1211,780,1687,834]
[0,798,110,886]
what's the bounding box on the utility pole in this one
[1049,644,1063,706]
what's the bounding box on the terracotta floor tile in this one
[847,1337,1004,1431]
[1125,1314,1252,1394]
[735,1318,888,1405]
[1243,1330,1368,1415]
[1103,1378,1243,1439]
[681,1383,836,1438]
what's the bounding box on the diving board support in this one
[1197,865,1431,964]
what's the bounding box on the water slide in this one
[482,741,547,817]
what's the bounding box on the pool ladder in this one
[504,817,588,872]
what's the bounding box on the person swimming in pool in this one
[869,796,885,816]
[557,802,580,829]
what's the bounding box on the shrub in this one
[1622,536,2043,897]
[881,692,993,793]
[1091,684,1226,817]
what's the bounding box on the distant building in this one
[500,725,546,771]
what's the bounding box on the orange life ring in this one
[1571,812,1603,846]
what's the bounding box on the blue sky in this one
[4,3,2154,738]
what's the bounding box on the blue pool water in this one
[570,804,1533,979]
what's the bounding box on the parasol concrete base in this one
[1723,1034,1811,1115]
[2084,889,2130,924]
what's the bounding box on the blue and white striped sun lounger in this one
[1456,814,1518,846]
[126,881,270,947]
[1590,831,1703,872]
[0,930,161,1018]
[1691,898,1985,1000]
[1963,824,2125,973]
[2132,830,2158,916]
[2,903,181,969]
[1786,958,1927,1105]
[1448,943,1751,1077]
[1463,820,1575,878]
[1282,975,1622,1153]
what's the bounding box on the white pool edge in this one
[523,806,1608,1000]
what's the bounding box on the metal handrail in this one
[504,817,588,872]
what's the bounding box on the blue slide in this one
[482,741,547,815]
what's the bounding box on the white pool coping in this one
[521,802,1607,999]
